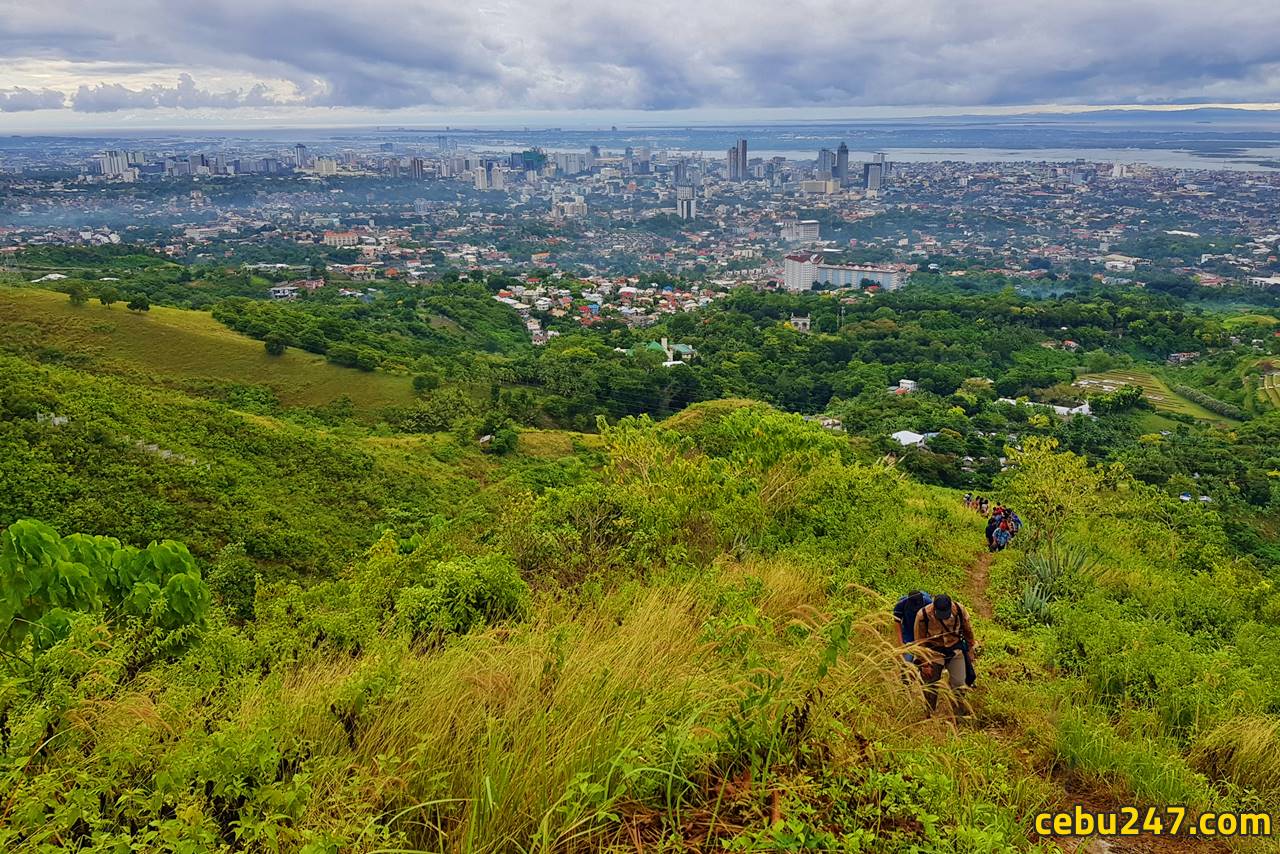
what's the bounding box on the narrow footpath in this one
[961,541,1231,854]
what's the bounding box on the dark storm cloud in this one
[2,0,1280,112]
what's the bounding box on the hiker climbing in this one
[913,593,977,717]
[892,589,932,665]
[977,501,1021,551]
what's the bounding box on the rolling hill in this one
[0,286,415,412]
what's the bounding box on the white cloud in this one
[0,0,1279,116]
[0,87,66,112]
[70,73,295,112]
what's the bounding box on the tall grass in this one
[1193,716,1280,800]
[231,572,944,852]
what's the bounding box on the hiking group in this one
[892,591,977,718]
[964,494,1021,552]
[888,496,1022,718]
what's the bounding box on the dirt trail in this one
[960,542,1231,854]
[964,550,995,620]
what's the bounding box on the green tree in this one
[67,285,88,306]
[98,285,120,308]
[127,295,151,313]
[264,331,288,356]
[413,371,441,394]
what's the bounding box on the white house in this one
[890,429,938,447]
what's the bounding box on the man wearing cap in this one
[912,593,977,715]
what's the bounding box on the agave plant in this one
[1018,581,1054,624]
[1021,544,1101,601]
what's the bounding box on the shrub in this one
[393,555,529,642]
[264,331,288,356]
[1,519,210,657]
[1171,384,1246,420]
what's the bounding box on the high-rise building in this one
[676,184,696,220]
[672,158,688,184]
[551,193,587,218]
[314,157,338,176]
[835,143,850,185]
[725,138,748,181]
[862,162,880,191]
[816,148,835,178]
[95,150,131,177]
[409,158,426,180]
[780,219,820,242]
[862,152,889,191]
[783,253,906,292]
[293,144,308,169]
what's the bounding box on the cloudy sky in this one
[2,0,1280,128]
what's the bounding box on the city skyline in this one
[4,0,1280,130]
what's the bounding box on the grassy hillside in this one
[0,354,591,575]
[3,378,1278,851]
[0,287,415,412]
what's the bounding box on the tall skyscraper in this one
[293,144,308,169]
[817,148,835,178]
[676,184,696,220]
[726,138,748,181]
[409,158,425,180]
[835,143,850,185]
[862,152,889,191]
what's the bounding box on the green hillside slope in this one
[3,356,1277,851]
[0,287,415,412]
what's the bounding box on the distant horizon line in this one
[7,102,1280,136]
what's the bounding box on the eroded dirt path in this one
[965,549,995,620]
[961,541,1230,854]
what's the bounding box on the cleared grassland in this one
[1221,312,1280,330]
[1074,368,1233,422]
[0,287,414,411]
[1262,372,1280,408]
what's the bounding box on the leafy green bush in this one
[1,519,210,657]
[393,555,530,642]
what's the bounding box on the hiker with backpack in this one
[985,513,1001,550]
[913,594,977,716]
[992,518,1013,551]
[892,590,933,664]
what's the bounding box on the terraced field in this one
[1262,372,1280,408]
[1074,369,1232,422]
